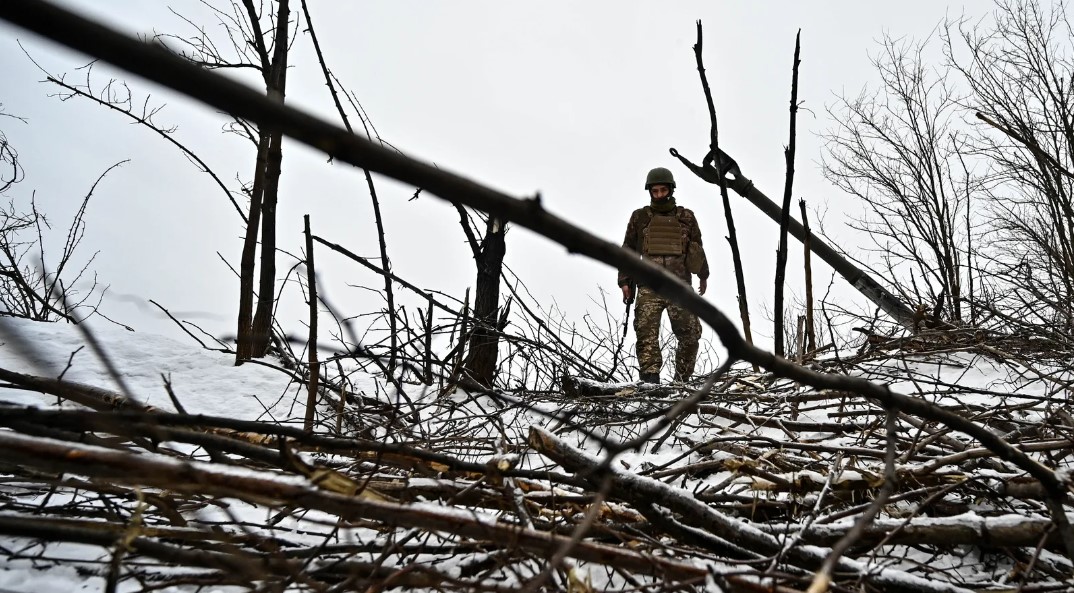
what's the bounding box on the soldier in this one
[617,167,709,384]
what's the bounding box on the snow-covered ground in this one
[0,317,305,422]
[1,316,1071,592]
[0,317,312,593]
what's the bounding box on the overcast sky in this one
[0,1,987,358]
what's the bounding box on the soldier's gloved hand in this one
[698,277,708,296]
[621,284,634,305]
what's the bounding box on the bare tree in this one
[299,0,401,375]
[0,116,116,323]
[774,30,802,356]
[688,21,760,368]
[0,109,24,195]
[946,0,1074,334]
[158,0,298,362]
[824,35,976,328]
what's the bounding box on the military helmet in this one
[644,167,676,190]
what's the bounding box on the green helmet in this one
[644,167,676,190]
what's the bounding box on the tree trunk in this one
[461,215,506,387]
[774,30,801,358]
[799,199,816,353]
[250,0,290,358]
[303,214,318,432]
[235,131,269,364]
[250,128,283,357]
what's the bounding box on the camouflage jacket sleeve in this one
[617,208,645,287]
[681,207,710,280]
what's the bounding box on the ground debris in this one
[2,328,1074,592]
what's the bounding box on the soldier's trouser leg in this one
[668,302,702,381]
[633,287,667,375]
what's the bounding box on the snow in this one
[1,316,1072,591]
[0,318,313,593]
[0,317,305,421]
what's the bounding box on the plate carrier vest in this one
[641,207,687,257]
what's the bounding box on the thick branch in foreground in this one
[528,427,970,593]
[0,430,709,583]
[765,512,1070,548]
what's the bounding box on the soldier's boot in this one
[672,345,699,384]
[639,371,661,384]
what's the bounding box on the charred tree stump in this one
[774,30,801,357]
[462,215,507,388]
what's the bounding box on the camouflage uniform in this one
[617,202,709,381]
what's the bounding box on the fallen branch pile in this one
[2,330,1074,592]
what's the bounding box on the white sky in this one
[0,1,989,355]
